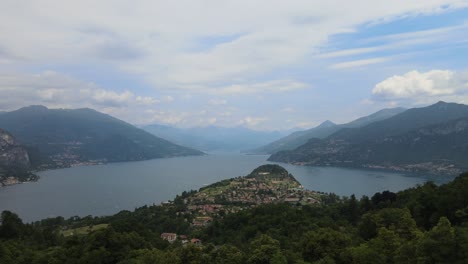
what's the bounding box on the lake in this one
[0,153,453,222]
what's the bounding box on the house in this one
[179,235,188,244]
[191,238,202,246]
[192,216,213,227]
[284,197,300,204]
[161,233,177,243]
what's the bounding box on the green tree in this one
[0,211,25,239]
[368,228,401,264]
[247,234,286,264]
[176,243,203,264]
[416,217,456,264]
[301,228,351,262]
[349,243,385,264]
[210,244,243,264]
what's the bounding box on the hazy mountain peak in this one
[429,100,456,109]
[317,120,336,128]
[18,105,49,112]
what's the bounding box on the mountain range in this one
[252,107,406,154]
[269,101,468,175]
[0,106,203,172]
[142,124,291,152]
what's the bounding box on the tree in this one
[0,211,24,239]
[247,234,286,264]
[301,228,350,262]
[368,228,401,264]
[416,217,456,264]
[176,243,203,264]
[358,208,419,240]
[346,194,360,224]
[210,244,243,264]
[349,243,385,264]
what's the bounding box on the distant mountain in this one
[0,128,38,186]
[142,124,290,152]
[269,102,468,175]
[252,107,406,154]
[249,120,340,154]
[344,107,407,128]
[0,106,203,169]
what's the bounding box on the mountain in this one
[0,129,38,186]
[142,124,290,152]
[344,107,407,128]
[252,107,406,154]
[269,102,468,175]
[0,106,203,169]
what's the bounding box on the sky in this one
[0,0,467,131]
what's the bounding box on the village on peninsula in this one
[159,164,322,244]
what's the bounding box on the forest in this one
[1,172,467,264]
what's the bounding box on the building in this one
[191,238,202,246]
[161,233,177,243]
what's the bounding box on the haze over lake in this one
[0,153,452,222]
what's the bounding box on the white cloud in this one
[0,1,467,130]
[319,47,384,58]
[371,69,468,104]
[237,116,268,127]
[330,57,390,69]
[318,22,468,62]
[0,70,166,118]
[163,96,174,103]
[208,99,228,106]
[0,0,466,89]
[213,80,307,95]
[281,107,295,113]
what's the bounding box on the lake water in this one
[0,153,453,222]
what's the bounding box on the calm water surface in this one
[0,153,453,222]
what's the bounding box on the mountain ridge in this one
[269,101,468,175]
[0,105,204,172]
[252,107,406,154]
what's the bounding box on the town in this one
[159,165,322,244]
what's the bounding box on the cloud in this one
[318,20,468,71]
[371,69,468,104]
[208,99,228,106]
[94,40,146,61]
[0,1,467,130]
[319,47,384,58]
[163,96,174,103]
[0,1,466,89]
[213,80,307,95]
[0,70,163,113]
[237,116,268,127]
[281,107,295,113]
[330,57,390,69]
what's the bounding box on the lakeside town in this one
[158,165,322,244]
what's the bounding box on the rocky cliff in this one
[0,128,37,186]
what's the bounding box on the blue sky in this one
[0,1,467,130]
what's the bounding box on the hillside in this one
[252,107,405,154]
[143,124,289,152]
[0,106,203,169]
[270,102,468,175]
[0,129,38,186]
